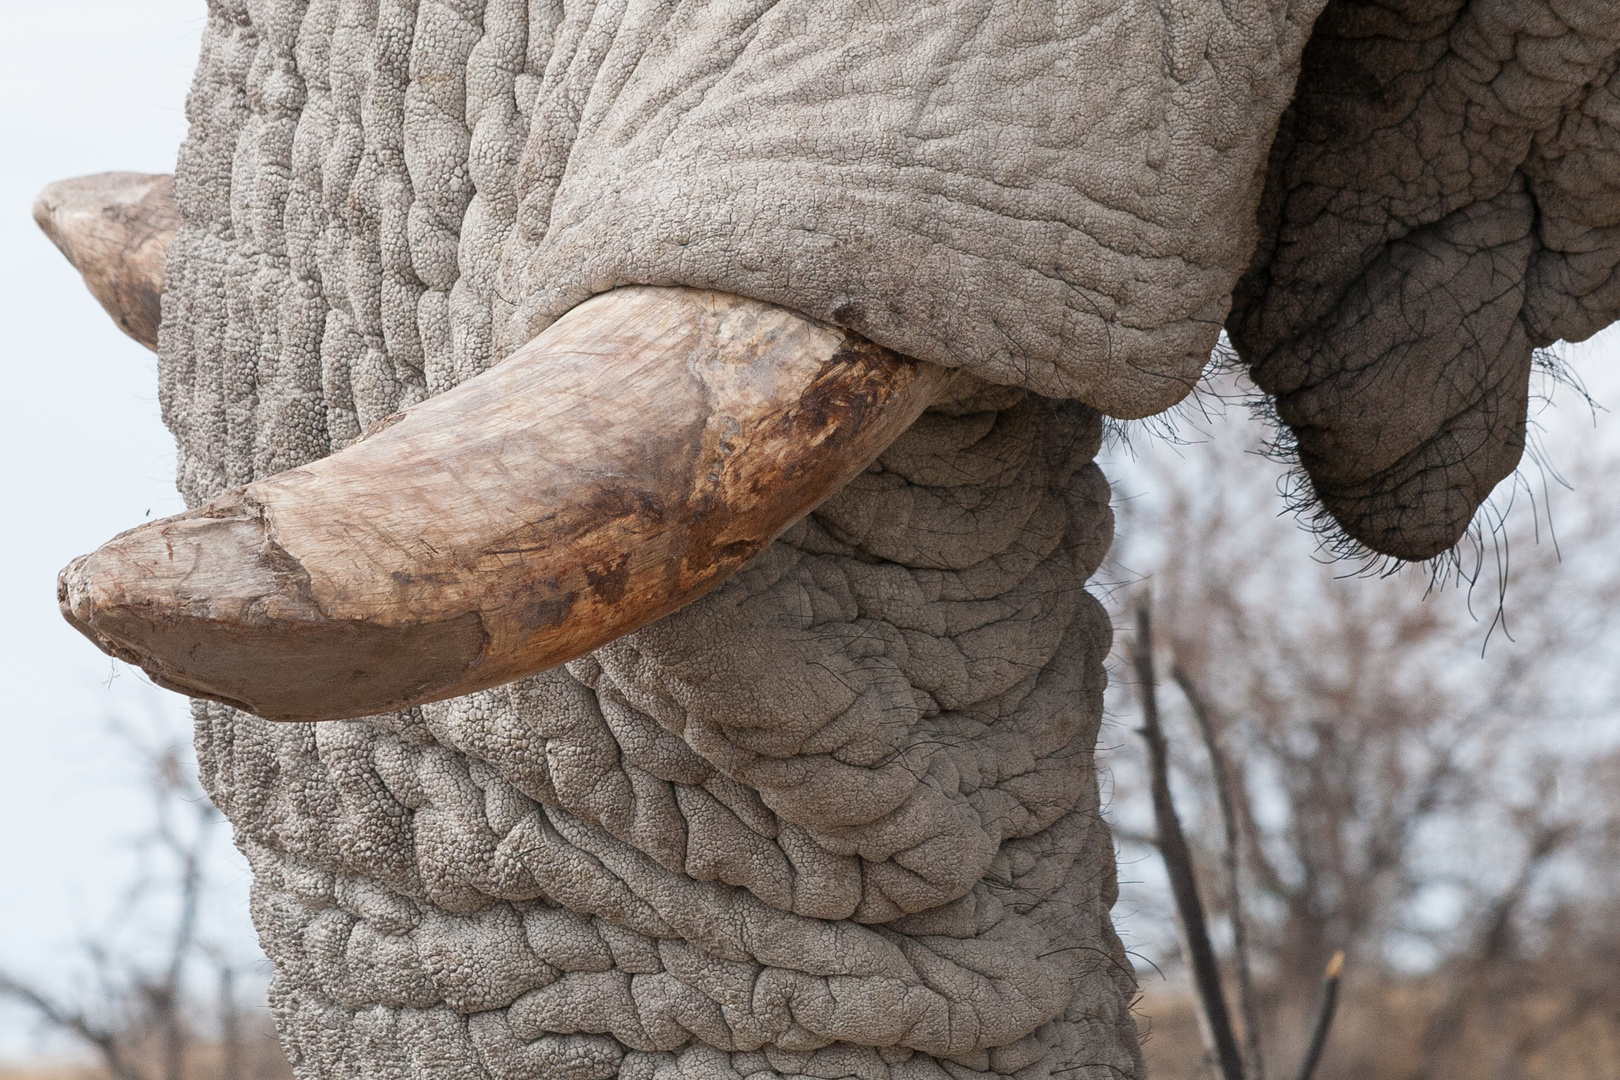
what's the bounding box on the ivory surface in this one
[61,287,945,722]
[33,172,177,350]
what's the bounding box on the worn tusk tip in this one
[58,498,495,722]
[58,552,113,656]
[32,187,63,252]
[33,171,179,351]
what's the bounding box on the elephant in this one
[36,2,1619,1079]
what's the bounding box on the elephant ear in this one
[1228,0,1620,561]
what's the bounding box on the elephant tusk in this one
[59,286,948,722]
[33,172,178,351]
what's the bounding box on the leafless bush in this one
[1105,367,1620,1079]
[0,720,289,1080]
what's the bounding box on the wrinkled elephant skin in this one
[37,2,1620,1079]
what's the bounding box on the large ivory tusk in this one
[60,287,948,721]
[34,172,179,351]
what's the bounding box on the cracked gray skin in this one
[153,1,1620,1078]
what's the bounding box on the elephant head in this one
[40,2,1618,1079]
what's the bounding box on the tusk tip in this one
[31,188,58,247]
[33,172,178,351]
[58,508,273,712]
[58,552,128,663]
[58,497,492,722]
[32,172,177,254]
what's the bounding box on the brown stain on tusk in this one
[60,287,948,721]
[33,172,179,351]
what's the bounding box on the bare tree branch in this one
[1174,662,1265,1080]
[217,961,241,1080]
[0,721,284,1080]
[0,971,142,1080]
[1416,772,1580,1075]
[1291,951,1344,1080]
[1107,364,1620,1076]
[1133,595,1246,1080]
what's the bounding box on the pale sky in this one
[1,0,1618,1062]
[0,0,235,1057]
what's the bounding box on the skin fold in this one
[197,381,1135,1080]
[41,0,1619,1078]
[1231,0,1620,559]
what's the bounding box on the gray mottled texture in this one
[1231,1,1620,559]
[151,0,1620,1076]
[160,0,1337,497]
[159,11,1139,1068]
[158,4,1315,1072]
[158,0,1620,566]
[191,382,1134,1080]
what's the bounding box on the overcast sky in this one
[0,0,231,1058]
[2,0,1619,1063]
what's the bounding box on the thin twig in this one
[1175,663,1266,1080]
[219,962,242,1080]
[1292,951,1345,1080]
[0,973,142,1080]
[1133,596,1246,1080]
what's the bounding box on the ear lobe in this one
[34,172,179,351]
[1236,194,1537,561]
[1228,1,1620,562]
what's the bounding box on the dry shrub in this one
[1105,362,1620,1079]
[0,724,292,1080]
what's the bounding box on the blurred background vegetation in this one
[1100,343,1620,1080]
[0,722,289,1080]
